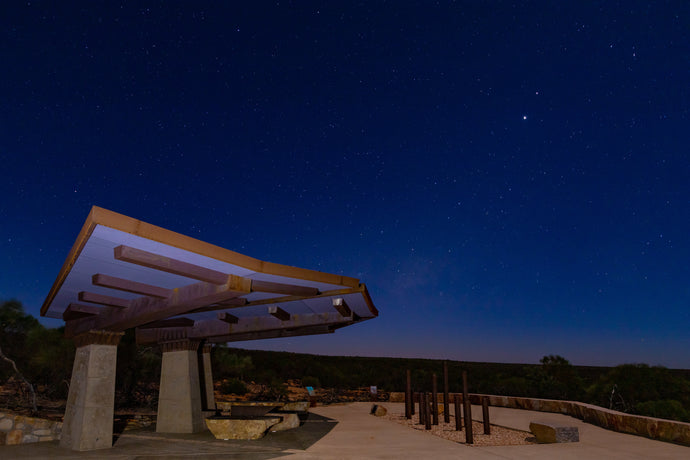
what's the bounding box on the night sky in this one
[1,2,688,368]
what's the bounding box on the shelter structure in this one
[41,206,378,451]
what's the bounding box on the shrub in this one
[220,378,248,395]
[635,399,689,422]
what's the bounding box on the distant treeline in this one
[212,347,690,423]
[1,300,689,422]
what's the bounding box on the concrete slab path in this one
[286,402,690,460]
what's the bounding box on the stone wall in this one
[0,411,62,445]
[471,394,690,446]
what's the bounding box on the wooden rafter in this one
[63,303,106,321]
[269,306,291,321]
[78,292,129,308]
[92,273,171,298]
[332,297,352,317]
[217,312,239,324]
[139,318,195,329]
[114,245,229,284]
[251,279,319,297]
[65,275,252,337]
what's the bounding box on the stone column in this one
[156,336,205,433]
[199,344,216,411]
[60,330,123,451]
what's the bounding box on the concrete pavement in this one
[286,402,689,459]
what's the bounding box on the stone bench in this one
[206,416,282,440]
[530,420,579,443]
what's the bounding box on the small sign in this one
[306,386,315,396]
[370,386,377,394]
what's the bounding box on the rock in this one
[22,434,38,443]
[388,392,405,402]
[0,418,13,431]
[370,404,387,417]
[282,401,310,412]
[205,417,281,440]
[271,413,300,431]
[6,429,24,445]
[530,421,579,443]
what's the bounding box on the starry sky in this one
[1,2,688,368]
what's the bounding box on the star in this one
[522,115,528,120]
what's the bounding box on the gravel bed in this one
[383,407,536,446]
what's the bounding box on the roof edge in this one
[41,206,361,316]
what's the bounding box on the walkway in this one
[287,402,689,459]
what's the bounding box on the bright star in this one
[523,115,527,120]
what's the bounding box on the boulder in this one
[271,413,300,431]
[530,421,579,443]
[370,404,387,417]
[282,401,310,412]
[205,417,281,440]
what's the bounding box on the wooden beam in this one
[92,273,171,298]
[269,306,291,321]
[66,275,252,337]
[114,245,228,284]
[332,297,352,317]
[139,318,195,329]
[186,287,370,316]
[214,298,248,307]
[217,312,239,324]
[211,325,335,343]
[135,311,354,344]
[78,291,129,308]
[63,303,106,321]
[251,280,319,297]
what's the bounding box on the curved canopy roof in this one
[42,207,377,344]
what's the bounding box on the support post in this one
[405,369,412,419]
[417,392,425,425]
[432,373,439,425]
[462,370,473,444]
[61,330,123,451]
[156,336,205,433]
[410,387,415,415]
[443,361,450,423]
[482,396,491,435]
[454,394,462,431]
[199,344,216,411]
[424,392,431,430]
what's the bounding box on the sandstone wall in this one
[0,411,62,445]
[470,394,690,446]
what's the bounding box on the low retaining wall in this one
[471,394,690,446]
[0,411,62,445]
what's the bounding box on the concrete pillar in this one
[156,337,205,433]
[199,344,216,411]
[60,330,123,451]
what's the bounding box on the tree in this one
[535,355,584,401]
[0,300,41,413]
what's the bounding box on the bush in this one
[635,400,689,422]
[220,378,248,395]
